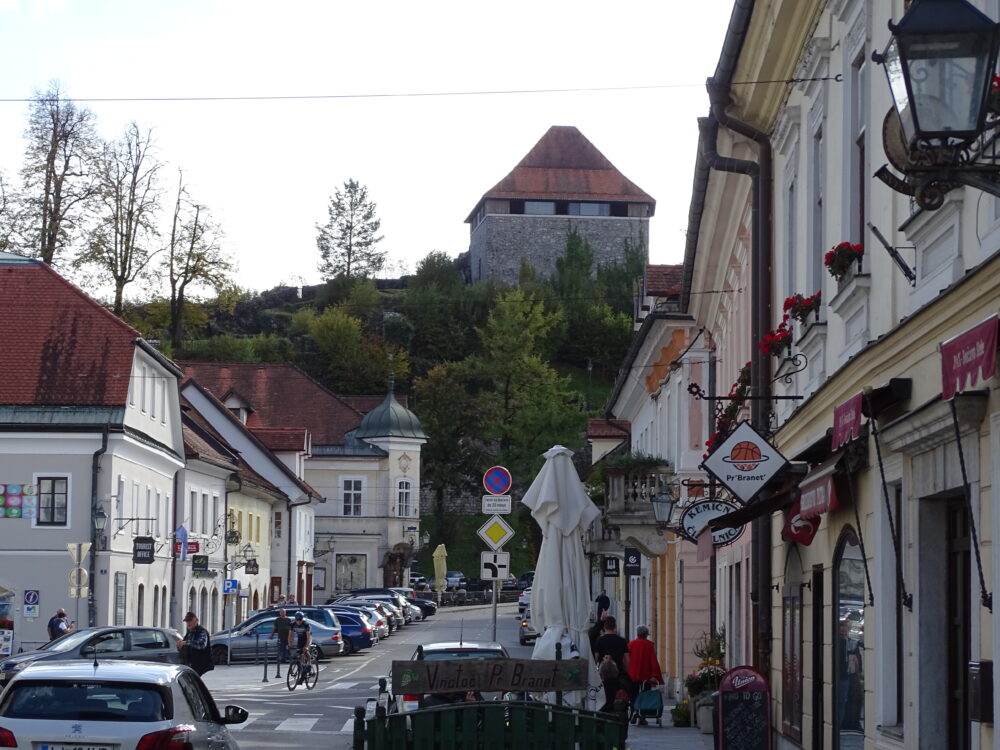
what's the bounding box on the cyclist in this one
[288,612,312,683]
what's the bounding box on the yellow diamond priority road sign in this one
[477,514,514,551]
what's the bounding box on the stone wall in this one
[469,215,649,284]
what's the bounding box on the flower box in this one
[824,242,863,281]
[783,291,821,324]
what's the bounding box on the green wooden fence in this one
[352,700,628,750]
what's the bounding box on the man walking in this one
[270,608,292,664]
[594,616,629,713]
[177,612,214,675]
[46,608,74,641]
[595,589,610,619]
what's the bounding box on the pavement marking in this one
[275,717,320,731]
[325,681,357,690]
[339,718,354,733]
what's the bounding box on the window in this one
[212,496,219,533]
[343,479,362,516]
[131,628,170,651]
[190,491,198,534]
[131,483,140,535]
[150,378,157,420]
[137,583,145,626]
[160,380,167,424]
[781,548,803,741]
[145,488,152,535]
[273,510,282,539]
[237,510,243,538]
[37,477,68,526]
[201,492,209,536]
[785,177,798,300]
[524,201,556,215]
[810,126,825,292]
[255,514,261,543]
[397,480,412,517]
[155,492,161,538]
[568,202,611,216]
[177,672,212,721]
[140,365,148,413]
[114,572,127,626]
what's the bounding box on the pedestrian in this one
[177,612,214,675]
[595,589,610,619]
[270,608,292,664]
[46,608,74,641]
[588,612,607,661]
[626,625,663,725]
[594,615,629,713]
[275,594,287,607]
[286,594,297,607]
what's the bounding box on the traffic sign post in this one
[477,515,515,551]
[483,466,513,495]
[481,495,512,514]
[481,551,510,580]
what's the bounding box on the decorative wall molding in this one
[773,105,801,155]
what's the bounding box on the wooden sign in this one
[718,665,770,750]
[391,659,586,695]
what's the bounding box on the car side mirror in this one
[223,705,249,724]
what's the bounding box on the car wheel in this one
[211,645,228,665]
[342,637,354,655]
[309,644,321,661]
[519,637,526,646]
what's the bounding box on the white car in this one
[518,587,532,614]
[0,660,248,749]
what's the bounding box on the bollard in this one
[255,633,259,665]
[262,638,269,683]
[555,641,563,706]
[275,638,282,679]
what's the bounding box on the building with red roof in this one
[465,125,655,284]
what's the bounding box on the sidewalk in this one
[200,661,288,691]
[623,721,714,750]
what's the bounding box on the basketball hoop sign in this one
[702,420,788,504]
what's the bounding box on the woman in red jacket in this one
[626,625,663,725]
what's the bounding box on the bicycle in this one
[286,644,318,691]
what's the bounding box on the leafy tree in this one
[77,123,162,315]
[307,305,408,393]
[14,82,101,265]
[316,179,384,279]
[163,172,233,350]
[411,250,462,291]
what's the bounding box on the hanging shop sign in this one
[702,421,788,504]
[623,547,641,576]
[132,536,155,564]
[940,315,998,400]
[245,559,260,575]
[602,556,620,577]
[781,499,821,546]
[680,499,745,548]
[798,456,843,520]
[191,554,209,572]
[832,393,863,450]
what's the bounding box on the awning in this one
[941,315,998,400]
[799,454,843,520]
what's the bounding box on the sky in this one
[0,0,735,294]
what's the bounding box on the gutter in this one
[88,424,109,627]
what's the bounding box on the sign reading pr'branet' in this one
[702,421,788,504]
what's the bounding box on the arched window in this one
[137,584,145,626]
[781,547,803,741]
[834,527,865,746]
[397,480,412,517]
[199,587,208,626]
[161,587,168,627]
[188,587,197,618]
[152,585,159,627]
[210,588,219,632]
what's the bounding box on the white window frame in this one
[342,477,364,517]
[397,479,412,517]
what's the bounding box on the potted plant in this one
[670,700,691,727]
[824,242,864,281]
[783,291,822,324]
[758,319,792,357]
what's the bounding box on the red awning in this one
[799,455,842,520]
[941,315,999,401]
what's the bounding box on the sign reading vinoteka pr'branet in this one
[702,420,788,504]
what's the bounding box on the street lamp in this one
[420,530,430,547]
[874,0,1000,209]
[650,488,678,527]
[93,508,109,532]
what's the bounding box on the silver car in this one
[0,660,247,749]
[211,616,343,663]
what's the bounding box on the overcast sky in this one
[0,0,734,294]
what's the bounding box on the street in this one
[202,602,530,749]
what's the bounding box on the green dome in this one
[354,382,427,440]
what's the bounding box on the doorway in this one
[833,528,865,750]
[945,497,970,750]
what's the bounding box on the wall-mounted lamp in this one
[93,508,109,532]
[420,530,430,547]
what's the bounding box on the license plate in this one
[41,745,112,750]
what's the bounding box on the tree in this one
[163,172,233,350]
[15,82,100,265]
[77,123,162,315]
[316,179,384,279]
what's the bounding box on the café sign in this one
[680,499,745,548]
[702,420,788,503]
[391,658,585,695]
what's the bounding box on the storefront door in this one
[946,498,971,750]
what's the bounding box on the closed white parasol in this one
[521,445,601,706]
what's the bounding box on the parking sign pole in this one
[491,579,498,641]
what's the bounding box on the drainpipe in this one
[169,468,181,628]
[224,474,242,630]
[699,72,775,672]
[88,424,109,627]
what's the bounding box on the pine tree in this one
[316,179,385,279]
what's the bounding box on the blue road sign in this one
[223,579,239,595]
[23,590,38,606]
[483,466,513,495]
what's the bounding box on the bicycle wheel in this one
[286,661,300,691]
[304,656,318,690]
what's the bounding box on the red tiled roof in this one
[646,265,683,297]
[0,254,140,406]
[182,423,237,468]
[178,362,369,446]
[251,427,309,452]
[587,418,631,439]
[467,126,655,220]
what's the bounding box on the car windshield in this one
[39,630,99,653]
[418,649,507,660]
[0,680,170,722]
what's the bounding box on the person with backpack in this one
[177,611,214,675]
[594,615,629,712]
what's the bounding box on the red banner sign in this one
[831,393,863,450]
[799,458,841,520]
[941,315,998,400]
[781,499,820,545]
[174,541,199,555]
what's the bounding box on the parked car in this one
[516,571,535,590]
[326,604,388,642]
[334,598,401,633]
[519,608,539,646]
[348,589,414,624]
[391,587,437,618]
[409,574,427,588]
[210,616,343,664]
[354,594,410,625]
[0,660,247,749]
[445,570,468,588]
[0,626,183,684]
[325,609,377,652]
[501,575,519,591]
[518,587,532,614]
[392,641,511,713]
[214,606,340,637]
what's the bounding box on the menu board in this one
[719,665,770,750]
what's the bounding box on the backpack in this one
[599,655,619,681]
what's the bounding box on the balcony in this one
[589,464,676,558]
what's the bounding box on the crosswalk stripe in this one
[339,718,354,733]
[275,717,320,731]
[326,681,357,690]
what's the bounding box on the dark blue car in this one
[330,610,376,653]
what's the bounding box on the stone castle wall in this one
[469,215,649,284]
